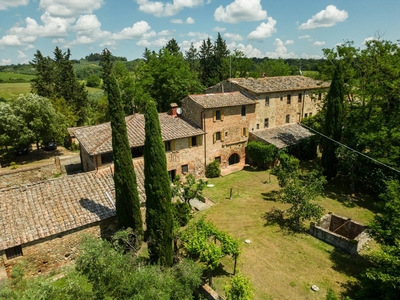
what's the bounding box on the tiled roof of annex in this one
[227,76,330,94]
[74,113,205,156]
[0,160,145,251]
[187,91,255,108]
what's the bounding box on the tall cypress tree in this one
[321,64,344,180]
[101,49,143,238]
[144,100,173,266]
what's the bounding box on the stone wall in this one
[0,162,61,189]
[310,213,369,254]
[0,217,117,278]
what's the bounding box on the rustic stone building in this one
[0,163,145,278]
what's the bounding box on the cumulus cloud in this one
[247,18,277,40]
[0,0,29,10]
[39,0,104,17]
[284,40,294,45]
[158,30,175,36]
[265,38,298,59]
[363,37,375,44]
[301,53,322,59]
[17,50,27,59]
[299,5,348,30]
[227,42,263,58]
[313,41,325,46]
[0,35,22,46]
[224,33,243,41]
[213,26,226,32]
[137,37,169,48]
[171,17,194,24]
[186,17,195,24]
[187,31,211,40]
[0,58,12,65]
[136,0,203,17]
[298,35,310,39]
[214,0,267,23]
[112,21,153,40]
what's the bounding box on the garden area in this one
[199,164,376,299]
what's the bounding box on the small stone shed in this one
[310,213,370,254]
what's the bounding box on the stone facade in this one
[1,218,117,277]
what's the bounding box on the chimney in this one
[169,103,178,117]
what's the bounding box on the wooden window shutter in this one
[188,137,192,148]
[213,111,216,122]
[213,133,216,143]
[221,109,225,121]
[171,140,175,151]
[221,131,225,142]
[197,135,202,146]
[244,127,248,137]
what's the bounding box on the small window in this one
[264,118,269,128]
[298,93,302,102]
[318,93,322,100]
[191,136,197,147]
[265,97,270,106]
[216,132,221,141]
[165,141,171,152]
[285,115,290,123]
[225,131,228,137]
[215,110,221,120]
[309,112,313,117]
[242,127,248,137]
[215,156,221,163]
[6,245,23,260]
[256,124,259,129]
[304,113,308,118]
[280,96,283,101]
[168,170,176,181]
[287,95,291,104]
[181,164,188,174]
[241,105,246,116]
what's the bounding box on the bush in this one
[246,141,277,168]
[172,201,191,227]
[288,136,318,160]
[86,75,101,88]
[205,161,221,178]
[224,272,254,300]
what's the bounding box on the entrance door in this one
[228,153,240,165]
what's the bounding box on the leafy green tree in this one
[321,64,344,180]
[86,74,101,87]
[257,58,292,77]
[165,38,181,55]
[144,99,173,266]
[199,38,217,87]
[185,42,200,73]
[230,50,254,78]
[246,141,277,167]
[214,32,230,81]
[274,156,326,231]
[205,161,221,178]
[113,61,136,115]
[0,102,24,150]
[172,174,207,204]
[224,272,254,300]
[101,49,143,238]
[30,50,55,98]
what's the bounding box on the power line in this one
[300,123,400,175]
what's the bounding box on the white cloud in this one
[214,0,267,23]
[17,50,27,59]
[0,58,12,65]
[170,19,183,24]
[158,30,175,36]
[313,41,325,46]
[247,18,277,41]
[136,0,203,17]
[74,14,101,33]
[284,40,294,45]
[298,35,310,39]
[227,42,263,58]
[299,5,348,30]
[0,0,29,10]
[265,38,298,59]
[301,53,322,59]
[187,32,211,40]
[112,21,152,40]
[363,37,375,44]
[0,35,22,46]
[186,17,195,24]
[39,0,104,17]
[136,37,169,48]
[213,26,226,32]
[224,33,243,41]
[24,44,35,50]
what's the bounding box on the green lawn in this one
[0,82,32,99]
[200,167,375,299]
[0,72,35,81]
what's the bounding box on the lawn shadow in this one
[261,207,308,236]
[324,175,378,213]
[261,190,279,201]
[212,263,231,277]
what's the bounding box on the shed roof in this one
[250,123,314,148]
[0,161,145,251]
[187,91,255,108]
[74,113,204,156]
[227,76,329,94]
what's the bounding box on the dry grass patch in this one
[200,167,375,299]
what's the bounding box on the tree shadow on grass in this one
[329,248,373,299]
[261,190,279,201]
[261,207,308,236]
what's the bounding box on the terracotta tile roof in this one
[74,113,205,156]
[250,123,314,148]
[0,161,146,251]
[228,76,330,94]
[187,92,255,108]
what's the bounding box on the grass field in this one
[0,82,32,99]
[200,167,375,299]
[0,72,35,81]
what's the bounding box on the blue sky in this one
[0,0,399,65]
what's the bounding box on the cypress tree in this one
[144,100,173,266]
[321,64,344,180]
[101,49,143,239]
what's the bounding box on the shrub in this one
[246,141,277,168]
[172,201,191,227]
[205,161,221,178]
[224,272,254,300]
[86,75,101,88]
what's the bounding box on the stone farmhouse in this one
[0,76,329,278]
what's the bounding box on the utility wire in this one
[300,123,400,175]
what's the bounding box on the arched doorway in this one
[228,153,240,165]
